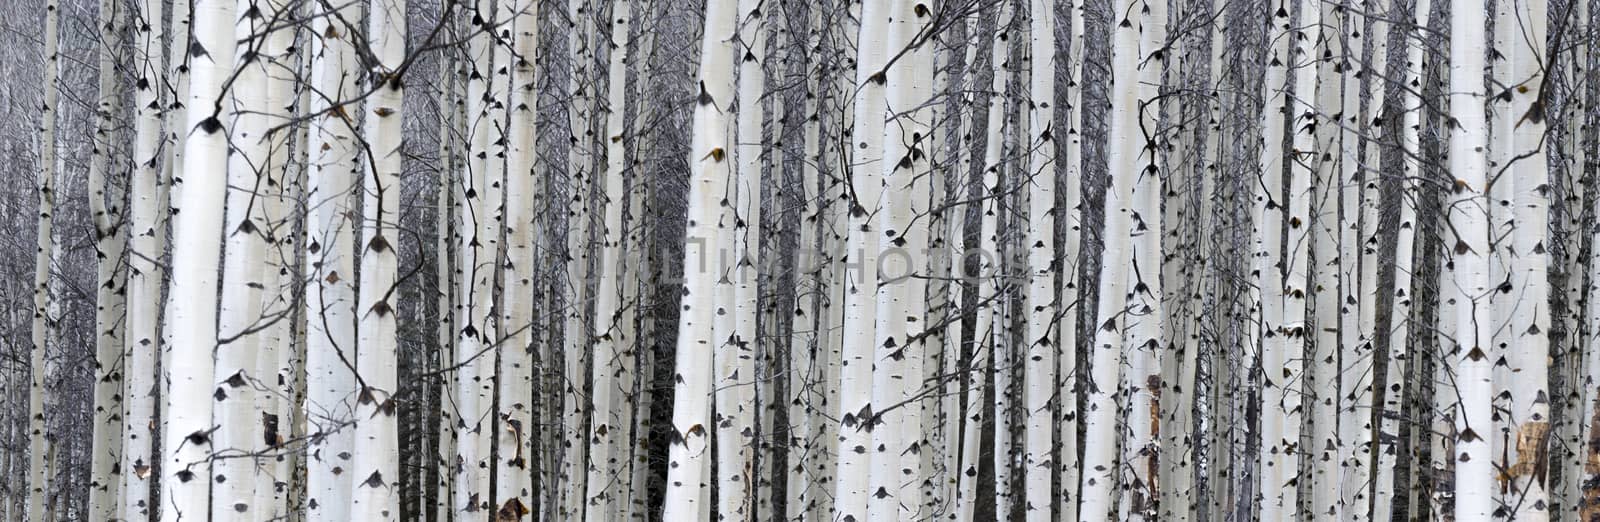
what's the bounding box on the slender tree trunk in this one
[87,0,129,515]
[831,0,893,518]
[456,0,503,515]
[659,0,738,515]
[27,1,61,517]
[560,1,595,515]
[303,0,360,517]
[1022,0,1057,518]
[347,0,406,516]
[1121,0,1167,514]
[495,0,540,517]
[584,0,636,516]
[862,1,935,519]
[1080,0,1144,516]
[1447,0,1495,512]
[1057,0,1087,514]
[710,0,765,517]
[1344,1,1389,519]
[1503,0,1551,517]
[1376,0,1431,513]
[122,0,168,517]
[160,0,237,518]
[1307,1,1344,511]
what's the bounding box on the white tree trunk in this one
[864,0,935,519]
[711,0,765,517]
[122,0,167,517]
[87,0,129,515]
[303,0,360,517]
[1057,0,1087,514]
[1121,0,1167,515]
[1307,2,1343,512]
[348,0,406,517]
[585,0,635,517]
[496,0,540,517]
[1375,0,1430,514]
[1260,0,1317,513]
[1447,0,1494,513]
[1080,0,1143,516]
[1343,0,1388,518]
[27,1,61,517]
[456,0,503,516]
[160,0,236,518]
[560,1,595,515]
[1503,0,1550,517]
[1023,0,1057,519]
[831,0,893,518]
[659,0,738,517]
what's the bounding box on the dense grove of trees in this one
[0,0,1597,519]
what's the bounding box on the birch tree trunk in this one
[585,0,635,516]
[1447,0,1495,513]
[211,0,291,513]
[161,0,237,518]
[1375,0,1431,513]
[659,0,738,516]
[787,3,829,517]
[1307,2,1343,511]
[1343,0,1389,518]
[303,0,361,517]
[1122,0,1167,514]
[864,1,935,519]
[1251,0,1293,515]
[1022,1,1057,518]
[27,1,61,517]
[122,0,167,516]
[1262,0,1318,513]
[456,0,503,515]
[87,0,129,514]
[1503,0,1550,517]
[1080,0,1144,516]
[712,0,765,516]
[348,0,406,516]
[497,0,540,517]
[560,1,595,514]
[1058,0,1087,515]
[832,0,893,518]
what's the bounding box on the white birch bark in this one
[496,0,540,517]
[1080,0,1144,516]
[303,0,360,517]
[348,0,406,516]
[1260,0,1318,513]
[1023,1,1057,518]
[1374,0,1430,513]
[87,0,129,514]
[211,0,291,514]
[27,1,61,517]
[455,0,503,515]
[560,1,595,515]
[787,4,829,518]
[1058,0,1087,514]
[122,0,167,516]
[161,0,236,517]
[1447,0,1495,513]
[1122,0,1167,515]
[1308,3,1344,511]
[864,1,935,519]
[832,0,893,518]
[712,0,765,517]
[1251,0,1294,515]
[585,0,635,516]
[1342,0,1388,517]
[659,0,738,516]
[1503,0,1550,517]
